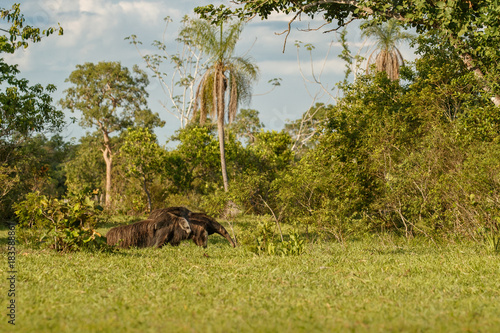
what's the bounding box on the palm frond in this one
[180,18,259,192]
[227,56,260,110]
[180,19,219,58]
[363,19,414,80]
[220,22,243,60]
[195,69,215,124]
[185,19,259,124]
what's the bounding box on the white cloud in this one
[119,1,178,23]
[267,12,298,23]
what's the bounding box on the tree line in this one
[2,2,500,251]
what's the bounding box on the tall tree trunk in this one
[101,130,113,207]
[143,175,152,212]
[215,64,230,192]
[102,146,112,207]
[218,114,229,192]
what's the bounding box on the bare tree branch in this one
[259,194,284,242]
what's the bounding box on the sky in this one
[2,0,415,145]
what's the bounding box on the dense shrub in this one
[270,53,500,242]
[240,218,306,256]
[13,192,108,252]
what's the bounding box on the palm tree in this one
[362,19,414,80]
[180,19,259,192]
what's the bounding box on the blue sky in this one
[3,0,415,144]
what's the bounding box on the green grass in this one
[1,220,500,332]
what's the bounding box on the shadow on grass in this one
[206,234,237,247]
[0,236,8,246]
[0,220,16,247]
[0,221,14,231]
[368,247,409,255]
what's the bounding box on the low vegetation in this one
[1,221,499,332]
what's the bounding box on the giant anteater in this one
[147,207,236,248]
[106,212,191,248]
[187,212,236,248]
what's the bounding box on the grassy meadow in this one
[1,218,500,333]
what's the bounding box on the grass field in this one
[1,218,500,333]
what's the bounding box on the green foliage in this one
[268,39,500,242]
[120,127,163,177]
[120,127,165,211]
[228,108,264,145]
[160,150,194,195]
[225,170,269,214]
[7,0,500,254]
[0,4,65,220]
[477,224,500,253]
[0,134,72,221]
[172,125,222,192]
[180,17,259,192]
[13,191,107,252]
[284,103,331,156]
[337,28,363,80]
[245,219,306,256]
[60,61,164,206]
[18,134,71,195]
[200,189,232,217]
[227,130,294,214]
[64,134,105,197]
[196,0,500,103]
[0,163,20,209]
[60,61,162,131]
[249,130,294,171]
[1,3,63,51]
[108,171,148,215]
[0,60,64,141]
[168,124,249,195]
[271,148,370,240]
[161,193,203,212]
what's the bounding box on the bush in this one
[161,193,203,212]
[270,64,500,244]
[243,218,306,256]
[13,191,108,252]
[199,189,231,217]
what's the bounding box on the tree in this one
[127,16,209,129]
[17,134,72,196]
[228,108,264,145]
[120,127,164,212]
[195,0,500,106]
[0,3,64,219]
[60,61,164,207]
[227,130,294,215]
[64,133,106,198]
[250,130,294,173]
[362,19,414,80]
[180,18,259,192]
[1,3,65,148]
[172,125,224,193]
[0,61,64,147]
[284,103,331,155]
